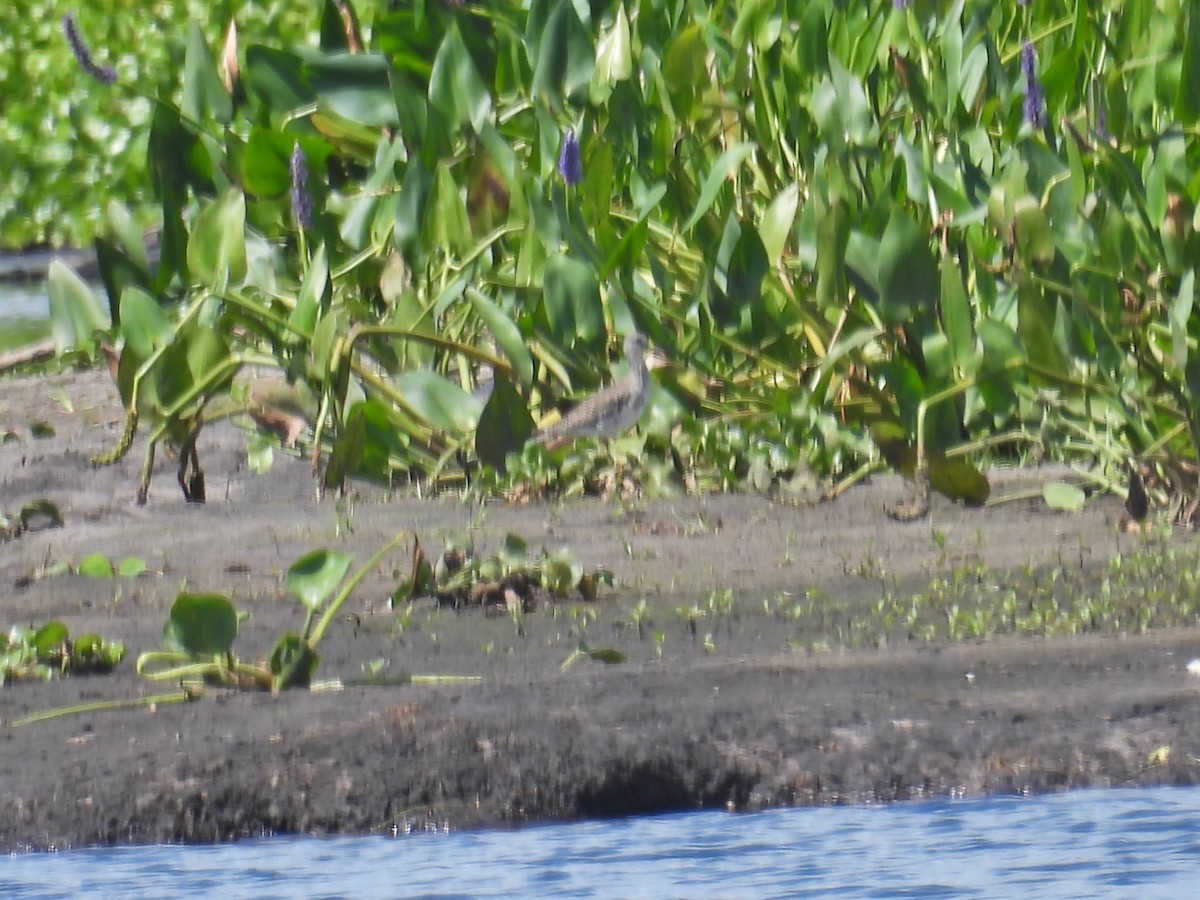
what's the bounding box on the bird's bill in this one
[644,347,672,371]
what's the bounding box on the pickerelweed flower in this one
[290,142,312,229]
[893,0,911,9]
[62,12,117,85]
[558,130,583,186]
[1021,42,1047,129]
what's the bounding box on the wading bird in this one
[534,332,652,450]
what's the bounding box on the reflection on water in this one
[4,786,1200,898]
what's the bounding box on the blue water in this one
[5,787,1199,898]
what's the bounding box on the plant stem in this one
[10,690,195,727]
[309,531,412,648]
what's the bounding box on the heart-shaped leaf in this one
[165,593,239,657]
[286,549,354,612]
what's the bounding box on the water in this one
[0,282,50,351]
[4,786,1199,898]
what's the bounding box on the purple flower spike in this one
[290,142,312,230]
[558,130,583,186]
[62,12,117,85]
[893,0,911,9]
[1021,43,1047,129]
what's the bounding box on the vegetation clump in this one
[1,621,124,684]
[35,1,1200,512]
[398,532,613,613]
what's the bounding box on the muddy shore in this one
[3,367,1200,852]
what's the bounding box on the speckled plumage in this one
[535,333,650,444]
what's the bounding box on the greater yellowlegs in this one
[534,332,651,448]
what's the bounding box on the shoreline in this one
[3,367,1200,851]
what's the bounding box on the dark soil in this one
[3,368,1200,852]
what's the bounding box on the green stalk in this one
[308,531,412,648]
[11,690,195,727]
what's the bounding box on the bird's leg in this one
[137,439,156,506]
[176,421,206,503]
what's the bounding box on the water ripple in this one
[4,786,1199,898]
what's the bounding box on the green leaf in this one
[269,631,319,689]
[1043,481,1086,512]
[96,201,154,325]
[247,432,276,474]
[476,373,533,474]
[32,621,69,658]
[393,159,433,253]
[47,261,109,356]
[542,254,603,349]
[959,44,988,113]
[393,370,482,434]
[815,194,850,309]
[244,45,314,112]
[241,127,296,198]
[117,557,148,579]
[181,21,232,125]
[797,2,828,75]
[148,341,196,413]
[977,319,1025,419]
[187,189,247,290]
[1012,196,1056,268]
[940,253,973,375]
[286,549,355,612]
[428,162,473,256]
[76,553,114,579]
[1177,4,1200,122]
[325,404,367,489]
[592,2,632,102]
[309,52,399,128]
[663,23,706,98]
[586,646,627,665]
[1017,277,1064,378]
[713,216,768,337]
[759,182,799,264]
[896,135,929,206]
[185,318,232,383]
[683,142,756,233]
[528,0,594,104]
[811,61,877,150]
[164,593,239,657]
[469,288,533,387]
[19,499,63,531]
[430,25,493,132]
[118,287,174,366]
[928,456,990,506]
[1171,269,1195,371]
[291,243,330,337]
[877,208,938,327]
[71,634,125,672]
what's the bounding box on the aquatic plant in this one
[61,11,117,85]
[770,528,1200,651]
[1,620,125,684]
[2,2,315,247]
[0,498,63,543]
[138,533,412,690]
[41,0,1200,512]
[397,531,614,611]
